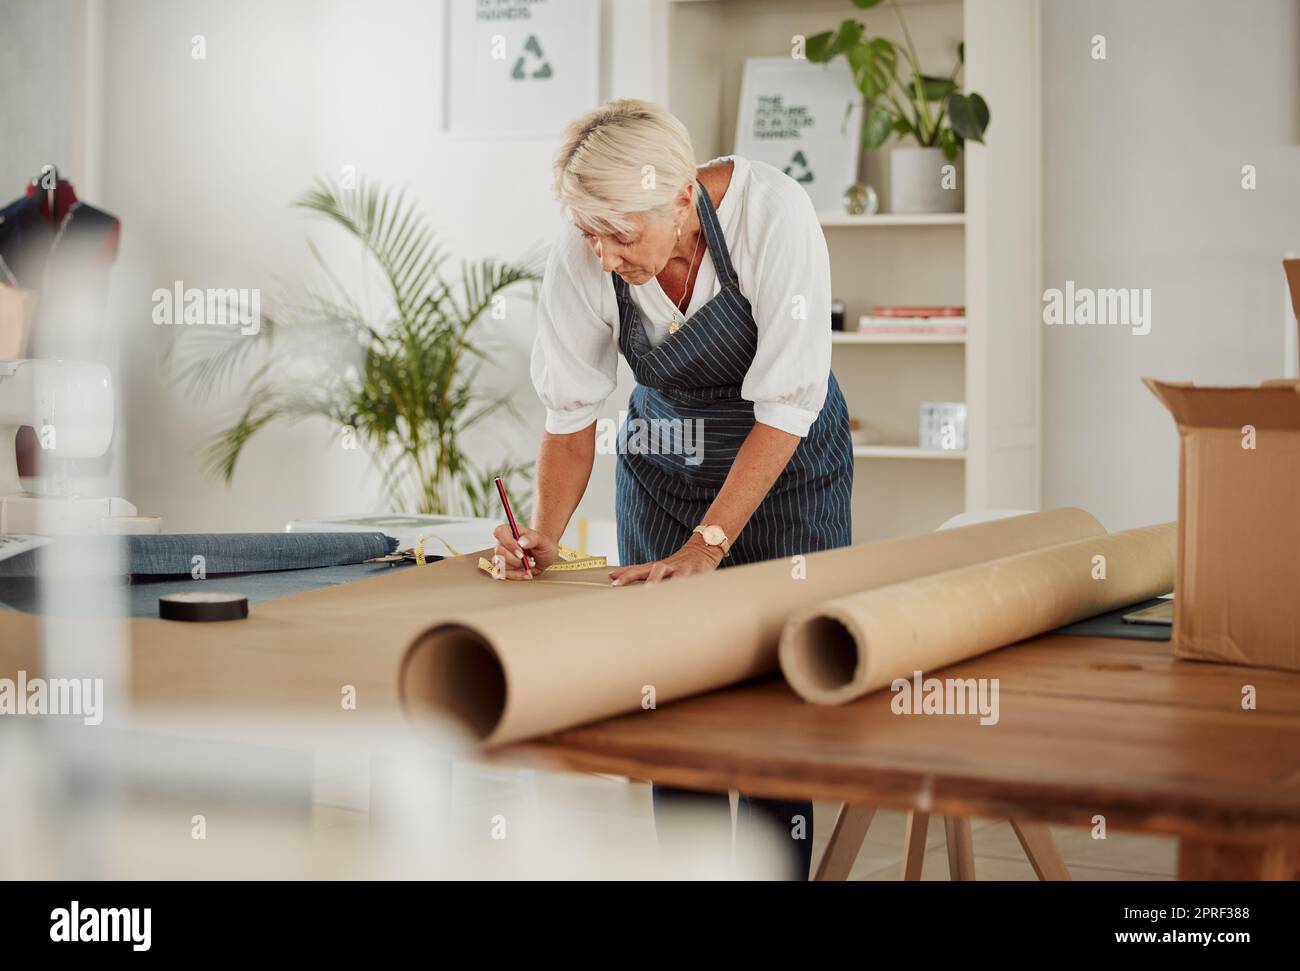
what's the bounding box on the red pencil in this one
[494,476,534,573]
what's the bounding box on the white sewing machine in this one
[0,359,147,535]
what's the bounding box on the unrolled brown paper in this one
[778,523,1176,706]
[401,508,1107,745]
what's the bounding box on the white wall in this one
[1040,0,1300,530]
[0,0,93,193]
[77,0,656,531]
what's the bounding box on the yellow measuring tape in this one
[477,542,607,579]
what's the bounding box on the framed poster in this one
[734,57,863,214]
[445,0,601,134]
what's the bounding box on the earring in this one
[676,224,682,242]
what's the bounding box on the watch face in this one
[702,525,726,545]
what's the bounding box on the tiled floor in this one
[310,759,1180,880]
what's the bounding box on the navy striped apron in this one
[613,178,853,568]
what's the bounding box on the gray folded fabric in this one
[0,532,398,579]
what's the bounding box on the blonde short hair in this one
[552,99,698,237]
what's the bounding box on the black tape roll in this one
[159,591,249,622]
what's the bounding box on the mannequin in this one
[0,166,121,477]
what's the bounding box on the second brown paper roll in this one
[778,523,1176,706]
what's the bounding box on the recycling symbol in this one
[783,150,814,184]
[511,35,553,80]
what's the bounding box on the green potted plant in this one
[806,0,990,213]
[174,177,541,518]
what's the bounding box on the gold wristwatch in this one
[692,524,731,557]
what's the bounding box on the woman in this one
[492,99,853,879]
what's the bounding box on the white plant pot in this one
[888,146,964,214]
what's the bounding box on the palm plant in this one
[174,177,542,518]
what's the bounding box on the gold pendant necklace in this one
[668,216,703,338]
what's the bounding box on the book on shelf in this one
[857,315,967,336]
[869,305,965,318]
[857,305,966,336]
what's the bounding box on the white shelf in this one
[833,332,966,345]
[852,445,967,461]
[661,0,1042,542]
[819,212,966,228]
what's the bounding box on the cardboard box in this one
[1141,262,1300,671]
[1145,377,1300,670]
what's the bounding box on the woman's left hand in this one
[608,537,723,586]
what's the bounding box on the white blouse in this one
[529,154,833,438]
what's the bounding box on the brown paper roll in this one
[778,523,1175,706]
[400,508,1106,746]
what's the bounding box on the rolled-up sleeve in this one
[740,176,832,438]
[529,228,618,434]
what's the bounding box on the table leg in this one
[1178,839,1300,880]
[1010,819,1070,880]
[944,816,977,880]
[814,804,876,880]
[901,811,930,880]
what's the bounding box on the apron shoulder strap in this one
[694,177,738,287]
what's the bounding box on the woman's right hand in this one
[490,524,560,580]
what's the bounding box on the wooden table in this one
[502,633,1300,880]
